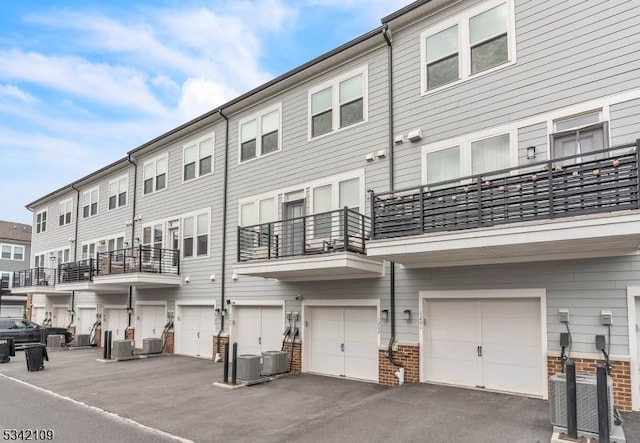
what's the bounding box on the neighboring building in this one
[0,220,31,317]
[14,0,640,412]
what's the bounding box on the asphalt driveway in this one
[0,348,638,442]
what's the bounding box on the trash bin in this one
[0,338,15,363]
[24,344,48,372]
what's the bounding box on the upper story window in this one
[184,134,214,181]
[108,176,128,210]
[182,212,209,258]
[239,105,281,162]
[551,110,608,164]
[240,198,276,227]
[58,199,72,226]
[56,248,71,264]
[423,132,514,185]
[143,154,168,195]
[36,209,47,233]
[1,244,24,261]
[0,272,11,289]
[82,242,96,260]
[309,66,368,139]
[421,0,515,94]
[82,187,99,218]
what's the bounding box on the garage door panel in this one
[429,340,478,362]
[482,344,541,367]
[429,300,478,318]
[481,299,539,319]
[482,363,541,395]
[261,307,283,353]
[238,307,261,355]
[429,359,479,387]
[482,319,540,345]
[429,318,477,342]
[1,305,23,318]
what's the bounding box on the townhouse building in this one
[13,0,640,412]
[0,220,31,317]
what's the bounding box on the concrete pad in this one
[212,381,246,390]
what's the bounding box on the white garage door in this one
[0,305,23,318]
[32,306,46,325]
[236,306,283,356]
[425,298,542,397]
[175,305,216,358]
[52,306,69,328]
[104,308,128,342]
[307,307,378,382]
[76,307,97,336]
[136,305,166,349]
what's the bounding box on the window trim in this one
[82,186,100,219]
[0,271,12,288]
[307,65,369,140]
[238,197,278,227]
[35,208,48,234]
[420,0,516,96]
[181,208,211,260]
[108,174,129,211]
[421,129,518,185]
[0,243,25,261]
[142,153,169,196]
[182,133,215,182]
[58,198,73,226]
[238,103,282,164]
[549,109,610,161]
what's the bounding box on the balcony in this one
[233,207,384,281]
[10,268,67,295]
[367,142,640,267]
[93,247,182,288]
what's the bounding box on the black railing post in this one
[635,139,640,209]
[476,177,483,227]
[237,226,241,262]
[368,190,376,239]
[106,330,112,360]
[103,330,109,359]
[138,245,142,273]
[343,207,349,251]
[302,217,307,255]
[231,342,237,385]
[565,361,578,439]
[419,186,425,233]
[596,364,610,443]
[361,213,365,249]
[548,158,554,218]
[158,248,163,274]
[176,249,180,275]
[267,224,272,259]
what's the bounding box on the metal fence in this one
[12,268,58,288]
[96,246,180,276]
[372,142,640,239]
[238,207,370,261]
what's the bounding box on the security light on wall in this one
[68,236,75,243]
[403,309,411,321]
[526,146,536,160]
[184,276,191,283]
[232,274,238,281]
[381,309,389,321]
[133,215,143,222]
[209,274,216,281]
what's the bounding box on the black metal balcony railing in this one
[58,259,96,283]
[12,268,57,288]
[371,142,640,239]
[238,207,370,262]
[96,246,180,276]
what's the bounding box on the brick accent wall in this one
[547,356,632,412]
[282,340,301,373]
[164,331,174,354]
[125,328,134,341]
[378,344,420,386]
[212,335,229,361]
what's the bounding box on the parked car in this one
[0,317,73,347]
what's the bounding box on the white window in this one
[309,66,368,138]
[421,0,515,93]
[423,132,514,185]
[56,248,71,264]
[36,209,47,233]
[143,224,163,251]
[34,253,45,268]
[108,176,128,210]
[182,213,209,258]
[551,111,608,163]
[82,242,96,260]
[183,134,214,181]
[143,154,168,194]
[239,198,276,227]
[58,199,72,226]
[82,187,99,218]
[1,244,24,261]
[311,177,362,237]
[0,272,11,289]
[239,105,281,162]
[107,236,125,252]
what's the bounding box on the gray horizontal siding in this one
[30,189,78,264]
[611,98,640,145]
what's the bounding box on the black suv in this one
[0,318,73,347]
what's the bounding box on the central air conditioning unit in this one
[142,338,163,354]
[236,354,262,382]
[112,340,133,359]
[46,334,65,348]
[73,334,90,347]
[262,351,288,375]
[549,372,614,434]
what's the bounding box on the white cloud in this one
[177,77,238,120]
[0,84,37,103]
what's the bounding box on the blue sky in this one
[0,0,410,224]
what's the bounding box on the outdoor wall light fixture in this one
[403,309,411,321]
[209,274,216,281]
[184,276,191,283]
[381,309,389,321]
[526,146,536,160]
[232,274,238,281]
